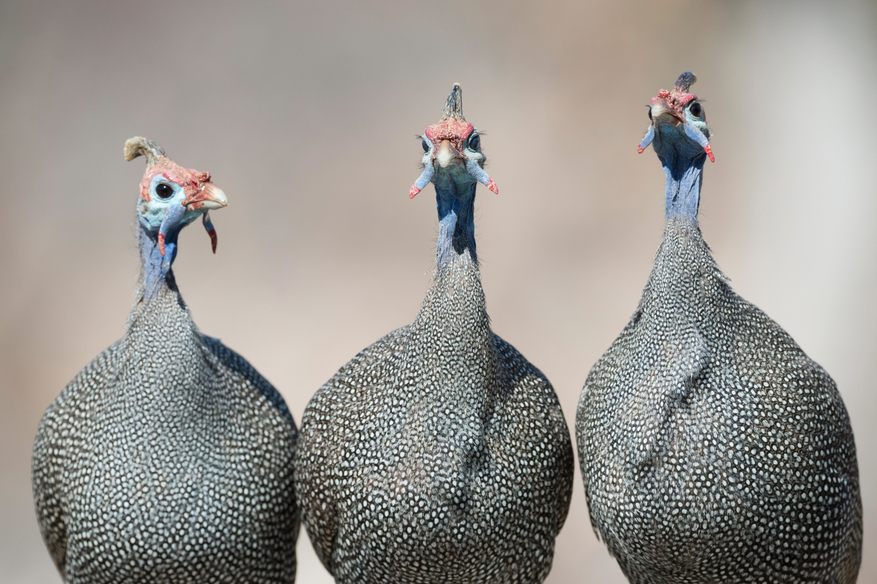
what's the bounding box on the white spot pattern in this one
[577,219,862,583]
[295,250,574,583]
[32,274,299,583]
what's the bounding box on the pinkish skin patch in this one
[140,165,216,257]
[424,120,474,152]
[139,166,211,203]
[415,120,498,196]
[641,89,715,162]
[650,89,697,118]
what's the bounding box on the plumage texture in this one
[295,86,573,584]
[576,74,861,583]
[32,139,299,583]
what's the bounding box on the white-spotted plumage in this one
[295,85,574,584]
[32,139,299,583]
[577,73,861,584]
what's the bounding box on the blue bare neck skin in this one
[435,176,477,267]
[138,218,181,300]
[657,143,706,223]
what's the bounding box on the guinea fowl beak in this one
[649,99,682,127]
[183,183,228,211]
[638,98,714,162]
[435,140,460,168]
[409,144,499,198]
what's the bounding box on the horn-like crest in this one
[440,83,465,121]
[674,72,697,93]
[124,136,167,167]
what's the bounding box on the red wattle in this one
[158,233,166,257]
[409,185,421,199]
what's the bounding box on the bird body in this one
[576,74,861,583]
[295,86,573,584]
[32,138,299,584]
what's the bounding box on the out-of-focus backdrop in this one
[2,0,876,582]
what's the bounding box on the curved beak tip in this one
[201,185,228,210]
[435,140,460,168]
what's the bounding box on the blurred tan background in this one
[2,0,876,582]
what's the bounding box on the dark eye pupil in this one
[156,183,174,199]
[468,134,481,149]
[690,102,703,117]
[421,139,429,152]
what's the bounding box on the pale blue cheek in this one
[139,201,202,230]
[139,201,165,230]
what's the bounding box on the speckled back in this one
[577,219,861,583]
[295,251,574,584]
[32,284,299,584]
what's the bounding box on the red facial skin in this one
[139,160,221,256]
[640,87,714,162]
[650,88,697,121]
[424,119,475,152]
[410,119,489,199]
[139,160,214,209]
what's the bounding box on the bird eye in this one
[689,101,703,117]
[155,183,174,199]
[421,139,429,152]
[647,106,653,120]
[468,134,481,150]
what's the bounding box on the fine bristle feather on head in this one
[440,83,465,121]
[124,137,167,167]
[674,72,697,93]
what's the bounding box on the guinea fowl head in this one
[125,137,228,257]
[638,72,714,164]
[409,84,498,199]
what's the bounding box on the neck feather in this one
[435,180,477,267]
[659,149,706,223]
[138,220,178,300]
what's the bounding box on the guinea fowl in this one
[294,84,574,584]
[32,138,299,584]
[576,73,861,583]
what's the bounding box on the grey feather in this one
[295,248,574,583]
[577,219,861,583]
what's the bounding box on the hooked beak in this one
[649,98,683,127]
[183,183,228,211]
[409,139,499,198]
[435,140,464,168]
[638,98,714,162]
